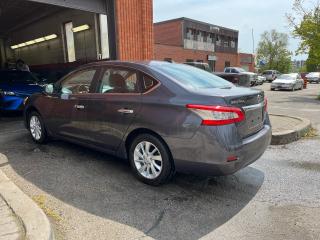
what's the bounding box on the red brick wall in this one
[115,0,153,60]
[238,53,255,72]
[154,44,238,72]
[154,20,183,47]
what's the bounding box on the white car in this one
[271,73,304,91]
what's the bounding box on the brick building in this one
[154,18,255,72]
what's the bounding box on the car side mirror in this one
[45,84,54,94]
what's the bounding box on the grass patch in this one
[317,95,320,100]
[32,195,63,222]
[303,127,318,138]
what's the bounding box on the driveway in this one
[0,83,319,240]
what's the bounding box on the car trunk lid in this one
[192,87,266,138]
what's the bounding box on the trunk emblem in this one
[231,99,246,105]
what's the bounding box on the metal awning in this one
[28,0,107,14]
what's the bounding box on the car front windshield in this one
[279,74,296,80]
[0,71,39,84]
[154,63,233,89]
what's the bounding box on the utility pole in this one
[252,28,255,71]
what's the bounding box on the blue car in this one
[0,71,44,111]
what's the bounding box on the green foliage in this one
[257,30,292,73]
[288,0,320,71]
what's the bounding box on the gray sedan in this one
[24,61,271,185]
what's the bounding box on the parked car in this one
[24,61,271,186]
[257,75,266,85]
[224,67,258,86]
[270,73,304,91]
[214,73,251,87]
[262,70,280,82]
[184,62,212,72]
[306,72,320,84]
[0,70,45,111]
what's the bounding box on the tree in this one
[256,30,292,73]
[287,0,320,71]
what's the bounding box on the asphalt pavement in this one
[0,83,319,240]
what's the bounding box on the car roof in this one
[82,60,173,68]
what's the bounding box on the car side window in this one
[231,69,237,73]
[142,75,159,92]
[98,68,139,94]
[61,69,96,94]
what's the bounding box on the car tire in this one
[128,134,175,186]
[270,88,275,91]
[28,111,48,144]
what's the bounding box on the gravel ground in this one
[0,83,319,240]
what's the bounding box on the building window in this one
[64,22,76,62]
[231,40,236,48]
[186,28,193,40]
[99,14,110,59]
[216,36,221,46]
[224,41,229,47]
[225,61,231,68]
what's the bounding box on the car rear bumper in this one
[0,96,25,111]
[166,118,272,176]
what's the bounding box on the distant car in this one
[214,73,251,87]
[224,67,257,86]
[23,61,271,186]
[306,72,320,84]
[263,70,280,82]
[183,62,212,72]
[257,75,266,85]
[271,73,304,91]
[0,70,45,111]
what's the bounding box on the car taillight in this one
[186,104,245,126]
[264,98,268,112]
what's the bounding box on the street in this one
[0,83,319,240]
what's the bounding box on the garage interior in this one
[0,0,116,81]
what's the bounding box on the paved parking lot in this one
[0,83,319,240]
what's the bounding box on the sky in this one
[153,0,307,60]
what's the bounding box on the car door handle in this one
[74,104,85,110]
[118,108,134,114]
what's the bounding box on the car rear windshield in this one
[0,71,39,84]
[154,63,233,89]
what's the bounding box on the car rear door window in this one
[98,68,139,94]
[60,69,97,94]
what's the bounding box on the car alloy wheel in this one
[30,116,42,141]
[129,134,174,185]
[28,112,47,144]
[133,141,163,179]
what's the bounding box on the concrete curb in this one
[0,153,54,240]
[270,114,312,145]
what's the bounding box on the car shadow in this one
[1,128,265,240]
